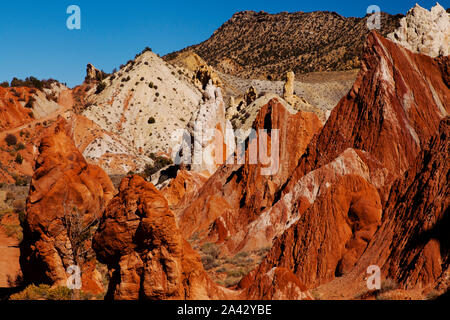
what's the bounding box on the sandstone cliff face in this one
[177,98,322,253]
[239,267,312,300]
[348,116,449,294]
[388,3,449,57]
[20,118,115,294]
[182,81,235,176]
[85,64,104,83]
[93,175,234,300]
[238,31,449,298]
[314,117,449,299]
[286,31,449,202]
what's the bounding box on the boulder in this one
[93,175,233,300]
[20,118,115,294]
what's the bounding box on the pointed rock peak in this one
[85,63,106,82]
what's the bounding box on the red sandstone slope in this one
[238,32,449,299]
[286,31,449,201]
[20,118,115,294]
[0,87,35,132]
[92,175,309,300]
[345,116,449,296]
[176,99,322,253]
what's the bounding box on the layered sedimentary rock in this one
[177,98,322,253]
[239,31,449,298]
[349,116,449,294]
[164,50,222,89]
[314,117,449,299]
[92,175,234,300]
[20,118,115,293]
[82,50,203,174]
[388,3,449,57]
[240,173,383,290]
[161,169,209,212]
[286,31,449,201]
[180,81,235,176]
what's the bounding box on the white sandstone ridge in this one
[175,80,235,175]
[81,48,203,173]
[388,3,449,57]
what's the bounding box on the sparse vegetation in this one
[10,284,73,300]
[24,97,35,108]
[14,153,23,164]
[9,77,58,90]
[95,81,106,94]
[142,156,173,177]
[5,134,17,146]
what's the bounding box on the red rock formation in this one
[286,31,449,203]
[345,116,449,295]
[240,174,382,291]
[0,87,35,132]
[239,32,449,299]
[177,99,322,253]
[93,175,235,300]
[161,169,209,212]
[20,118,115,294]
[239,267,312,300]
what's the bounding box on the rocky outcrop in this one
[282,71,327,123]
[347,116,449,295]
[194,64,222,89]
[314,117,449,299]
[239,267,312,300]
[165,50,223,90]
[239,32,449,299]
[388,3,449,57]
[177,98,322,253]
[161,169,209,212]
[286,31,449,202]
[182,81,235,176]
[85,64,104,82]
[93,175,234,300]
[282,71,295,99]
[20,118,115,294]
[243,86,257,106]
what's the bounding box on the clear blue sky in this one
[0,0,446,87]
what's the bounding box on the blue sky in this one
[0,0,446,87]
